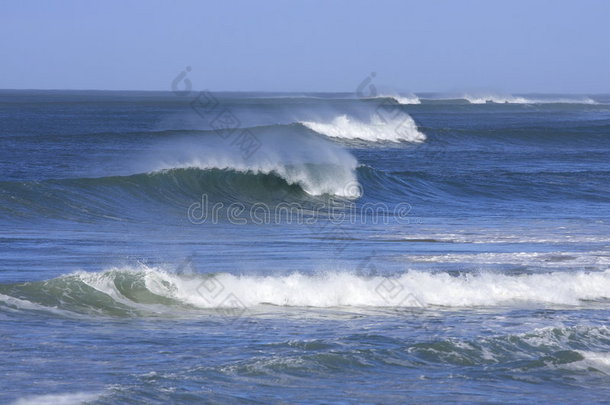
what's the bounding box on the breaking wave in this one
[132,127,361,198]
[2,267,609,317]
[300,114,426,143]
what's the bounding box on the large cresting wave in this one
[139,128,362,198]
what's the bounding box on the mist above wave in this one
[139,129,361,198]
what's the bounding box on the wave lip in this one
[145,128,362,198]
[301,114,426,143]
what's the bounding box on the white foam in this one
[76,267,610,309]
[10,392,101,405]
[573,351,610,374]
[301,114,426,143]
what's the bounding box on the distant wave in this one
[2,267,609,317]
[300,114,426,143]
[461,94,598,105]
[374,94,421,105]
[235,93,598,105]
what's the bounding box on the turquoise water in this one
[1,90,609,404]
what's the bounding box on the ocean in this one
[1,89,609,404]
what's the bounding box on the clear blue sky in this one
[1,0,609,93]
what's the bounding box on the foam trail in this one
[301,114,426,143]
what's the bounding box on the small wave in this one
[2,267,609,317]
[300,114,426,143]
[376,94,421,104]
[571,351,610,374]
[408,325,610,370]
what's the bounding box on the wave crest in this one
[2,267,609,317]
[144,129,361,197]
[301,114,426,143]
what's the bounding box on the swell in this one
[0,168,320,222]
[391,168,610,203]
[1,124,307,142]
[0,165,414,223]
[422,123,610,146]
[2,161,609,223]
[1,267,609,317]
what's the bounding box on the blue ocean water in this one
[1,90,609,404]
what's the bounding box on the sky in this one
[1,0,609,93]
